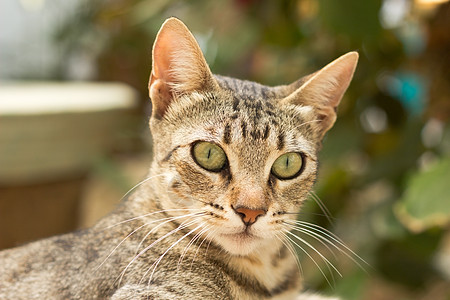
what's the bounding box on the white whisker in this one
[281,229,334,288]
[144,221,207,285]
[285,220,370,271]
[283,222,339,262]
[98,211,203,273]
[96,222,149,271]
[120,174,166,202]
[133,211,205,255]
[284,229,342,278]
[308,191,334,225]
[102,208,201,230]
[274,233,304,277]
[117,213,206,286]
[189,225,219,270]
[177,224,211,270]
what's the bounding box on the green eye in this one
[192,141,227,172]
[271,152,304,180]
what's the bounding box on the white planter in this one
[0,81,138,184]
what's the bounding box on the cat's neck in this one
[228,240,299,290]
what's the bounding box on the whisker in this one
[137,217,203,286]
[177,224,211,271]
[96,222,149,271]
[285,220,370,272]
[274,233,304,277]
[308,191,334,226]
[190,225,219,270]
[283,222,339,262]
[288,220,345,245]
[284,230,340,289]
[120,173,166,202]
[99,211,203,272]
[283,211,338,220]
[102,208,201,230]
[281,230,334,288]
[144,221,207,285]
[117,214,206,285]
[285,229,341,277]
[133,211,205,255]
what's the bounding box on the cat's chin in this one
[215,232,265,256]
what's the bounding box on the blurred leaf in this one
[395,156,450,232]
[318,0,382,42]
[330,269,367,300]
[375,230,442,287]
[370,200,408,239]
[363,120,424,183]
[129,0,171,25]
[321,119,364,161]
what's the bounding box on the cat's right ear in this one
[281,52,358,137]
[149,18,216,119]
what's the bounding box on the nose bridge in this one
[231,176,268,210]
[231,180,268,226]
[229,141,269,209]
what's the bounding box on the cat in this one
[0,17,358,300]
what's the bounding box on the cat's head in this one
[147,18,358,256]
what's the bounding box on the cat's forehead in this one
[215,75,283,101]
[214,77,317,144]
[164,88,318,159]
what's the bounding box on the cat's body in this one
[0,194,300,299]
[0,18,357,299]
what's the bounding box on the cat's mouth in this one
[215,230,266,256]
[222,231,256,241]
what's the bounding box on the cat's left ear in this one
[149,18,217,119]
[282,52,358,136]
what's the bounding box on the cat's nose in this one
[233,206,266,226]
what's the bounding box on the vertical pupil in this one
[285,157,289,168]
[207,148,212,159]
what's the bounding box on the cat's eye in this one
[271,152,304,180]
[192,141,227,172]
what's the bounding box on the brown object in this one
[0,175,86,250]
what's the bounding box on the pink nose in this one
[233,206,266,226]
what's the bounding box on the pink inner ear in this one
[149,28,180,118]
[151,32,176,86]
[327,63,356,108]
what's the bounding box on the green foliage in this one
[396,156,450,232]
[318,0,382,41]
[376,230,443,287]
[331,269,368,300]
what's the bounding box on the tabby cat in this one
[0,18,358,299]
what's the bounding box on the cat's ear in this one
[282,52,358,136]
[149,17,216,119]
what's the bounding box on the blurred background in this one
[0,0,449,299]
